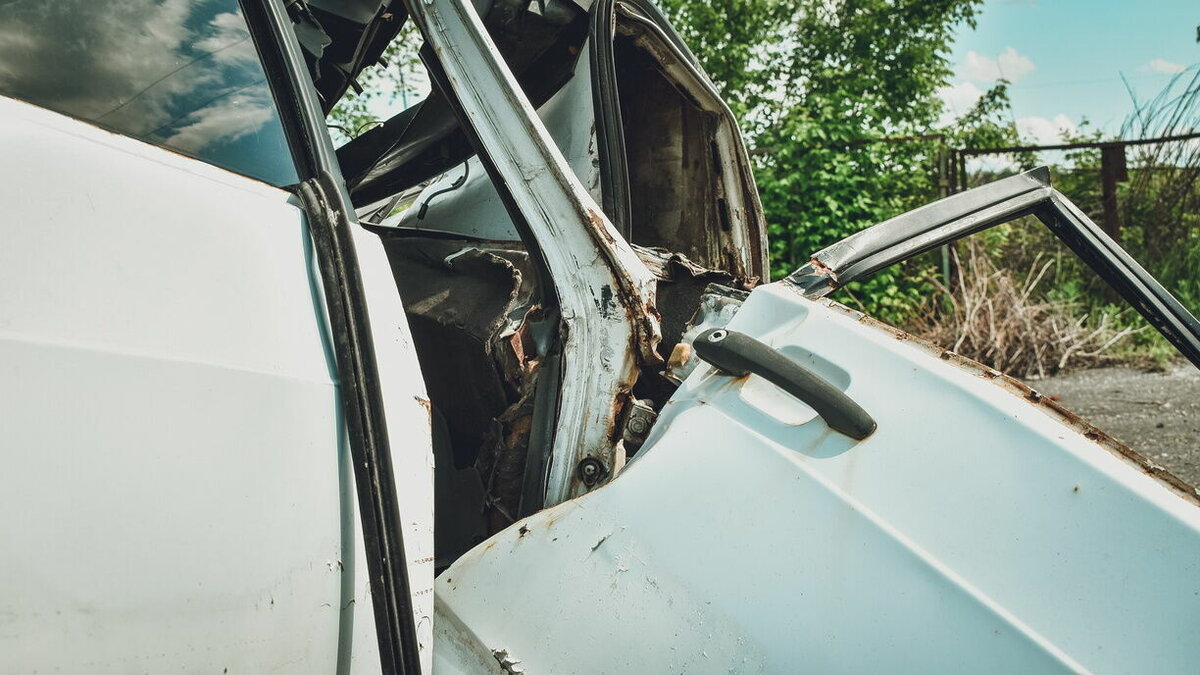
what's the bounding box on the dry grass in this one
[908,239,1145,378]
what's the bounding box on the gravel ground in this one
[1031,364,1200,487]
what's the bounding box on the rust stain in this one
[507,331,527,370]
[585,208,618,247]
[413,396,432,425]
[667,342,692,371]
[808,256,836,275]
[581,209,664,368]
[606,386,635,445]
[806,256,841,289]
[820,298,1200,507]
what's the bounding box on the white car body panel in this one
[348,198,438,672]
[435,283,1200,673]
[0,96,435,673]
[3,0,1198,671]
[390,40,601,241]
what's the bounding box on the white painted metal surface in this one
[406,0,662,505]
[390,40,602,241]
[0,95,435,673]
[0,96,340,670]
[436,282,1200,673]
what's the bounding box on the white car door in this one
[0,1,435,670]
[434,172,1200,674]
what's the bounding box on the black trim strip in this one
[1035,194,1200,368]
[299,175,421,675]
[588,0,632,241]
[244,2,421,672]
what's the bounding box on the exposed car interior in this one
[298,0,764,569]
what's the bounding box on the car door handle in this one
[693,328,877,440]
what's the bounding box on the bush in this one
[907,238,1146,378]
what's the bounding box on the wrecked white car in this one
[2,0,1199,672]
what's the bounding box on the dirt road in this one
[1033,364,1200,488]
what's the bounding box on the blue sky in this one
[943,0,1199,144]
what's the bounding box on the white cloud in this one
[0,2,297,161]
[958,47,1036,83]
[1016,114,1076,145]
[939,81,984,112]
[936,81,984,125]
[193,11,257,69]
[163,90,274,152]
[1142,58,1186,75]
[967,154,1020,173]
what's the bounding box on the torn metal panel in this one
[380,235,541,556]
[612,0,768,280]
[630,246,751,363]
[339,0,590,204]
[664,282,748,384]
[403,0,663,506]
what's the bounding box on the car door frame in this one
[786,166,1200,369]
[401,0,667,514]
[588,0,769,280]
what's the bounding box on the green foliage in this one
[660,0,1197,367]
[653,0,788,123]
[327,24,424,144]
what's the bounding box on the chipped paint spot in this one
[591,534,610,553]
[492,648,526,674]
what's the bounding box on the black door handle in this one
[693,328,877,440]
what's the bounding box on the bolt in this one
[709,329,727,342]
[577,457,607,486]
[628,416,648,435]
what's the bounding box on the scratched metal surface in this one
[437,283,1200,674]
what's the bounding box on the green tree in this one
[327,24,425,144]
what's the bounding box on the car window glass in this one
[0,0,299,187]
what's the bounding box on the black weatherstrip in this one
[244,1,421,672]
[589,0,632,241]
[298,174,421,675]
